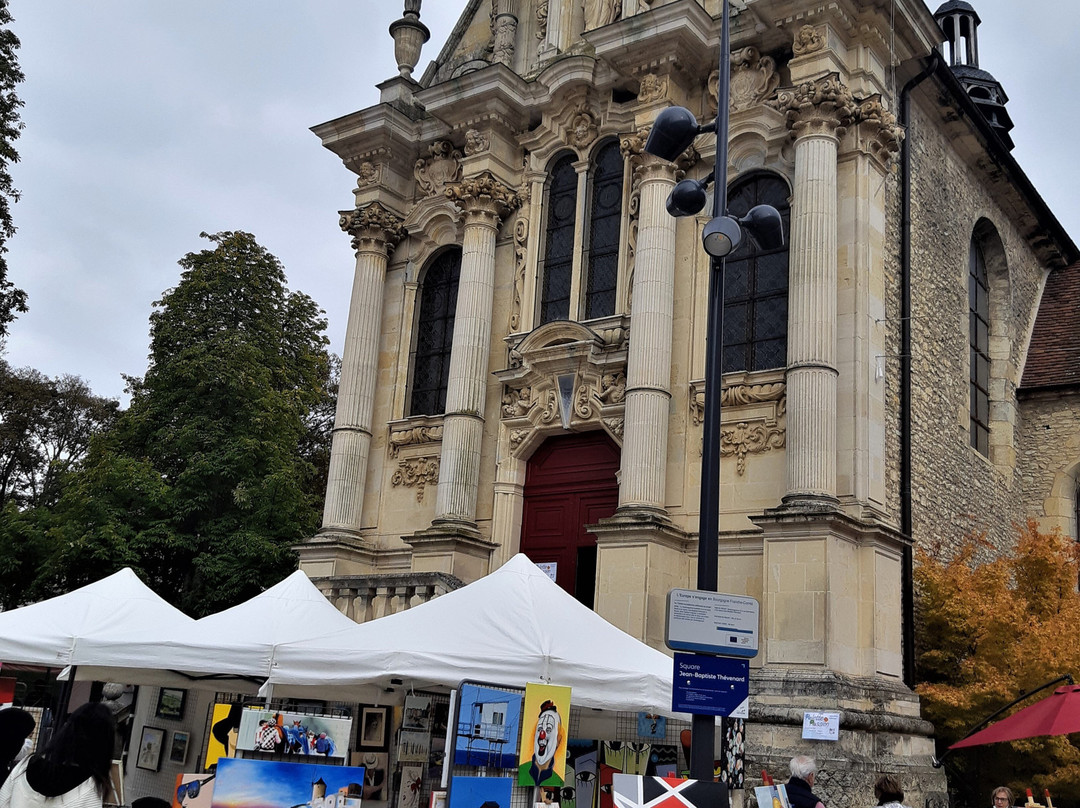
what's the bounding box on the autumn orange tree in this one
[915,519,1080,803]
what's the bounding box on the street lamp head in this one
[702,216,742,258]
[644,106,705,162]
[738,204,785,251]
[666,177,711,217]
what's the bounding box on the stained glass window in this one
[723,173,791,373]
[584,141,623,320]
[409,248,460,416]
[540,154,577,324]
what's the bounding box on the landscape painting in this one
[211,758,365,808]
[448,777,513,808]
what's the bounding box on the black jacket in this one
[786,776,824,808]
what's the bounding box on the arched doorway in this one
[519,431,620,607]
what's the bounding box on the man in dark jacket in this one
[786,755,825,808]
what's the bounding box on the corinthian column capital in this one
[852,95,905,161]
[620,125,697,183]
[446,172,521,226]
[774,73,856,140]
[339,202,408,255]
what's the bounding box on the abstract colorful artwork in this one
[398,764,426,808]
[517,683,571,787]
[454,684,522,769]
[612,774,728,808]
[237,709,352,759]
[448,776,513,808]
[211,758,365,808]
[206,703,242,769]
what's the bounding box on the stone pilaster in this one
[617,132,679,513]
[776,75,854,509]
[319,203,407,542]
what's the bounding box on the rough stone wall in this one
[904,98,1048,561]
[1016,391,1080,536]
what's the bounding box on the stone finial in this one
[389,0,430,80]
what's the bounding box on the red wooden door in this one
[520,431,620,607]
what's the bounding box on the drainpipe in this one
[899,52,939,689]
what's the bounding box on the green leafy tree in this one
[0,0,27,338]
[38,231,330,614]
[915,520,1080,804]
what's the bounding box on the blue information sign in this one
[671,652,749,716]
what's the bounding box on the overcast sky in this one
[4,0,1076,403]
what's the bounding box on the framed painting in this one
[136,726,165,772]
[155,687,187,720]
[169,731,191,765]
[360,706,389,749]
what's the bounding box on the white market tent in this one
[0,567,194,668]
[264,554,680,716]
[69,569,359,692]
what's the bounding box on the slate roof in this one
[1022,263,1080,390]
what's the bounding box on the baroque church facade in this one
[298,0,1079,802]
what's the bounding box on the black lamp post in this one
[643,0,783,782]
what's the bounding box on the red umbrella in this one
[950,685,1080,749]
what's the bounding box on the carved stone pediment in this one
[495,319,629,457]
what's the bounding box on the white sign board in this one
[536,562,558,582]
[665,589,759,657]
[801,711,840,741]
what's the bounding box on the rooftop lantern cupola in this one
[933,0,1014,149]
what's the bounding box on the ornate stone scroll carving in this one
[567,105,599,149]
[388,423,444,457]
[637,73,668,104]
[728,47,781,112]
[536,0,548,41]
[792,24,825,56]
[721,412,786,475]
[773,74,856,139]
[508,170,532,334]
[584,0,622,31]
[464,129,490,156]
[501,386,536,418]
[391,457,440,502]
[602,417,624,438]
[357,161,382,188]
[446,172,522,224]
[414,141,463,196]
[690,381,786,425]
[853,95,904,160]
[339,202,407,254]
[489,5,517,67]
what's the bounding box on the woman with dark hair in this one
[873,774,910,808]
[0,709,36,786]
[0,702,115,808]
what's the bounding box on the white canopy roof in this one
[0,567,194,668]
[265,554,680,716]
[71,569,357,691]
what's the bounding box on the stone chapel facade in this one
[297,0,1079,802]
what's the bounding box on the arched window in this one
[584,141,623,320]
[409,249,461,417]
[539,154,577,324]
[722,173,791,373]
[969,237,990,455]
[539,139,625,325]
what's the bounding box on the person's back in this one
[0,703,115,808]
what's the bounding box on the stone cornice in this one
[339,202,408,255]
[773,73,856,140]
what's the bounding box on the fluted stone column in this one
[617,148,679,512]
[321,203,406,536]
[777,75,854,508]
[434,173,520,524]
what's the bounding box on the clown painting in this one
[517,683,571,787]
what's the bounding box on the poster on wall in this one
[237,709,352,759]
[517,682,572,787]
[174,773,215,808]
[206,703,243,769]
[448,777,513,808]
[454,683,522,769]
[211,758,365,808]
